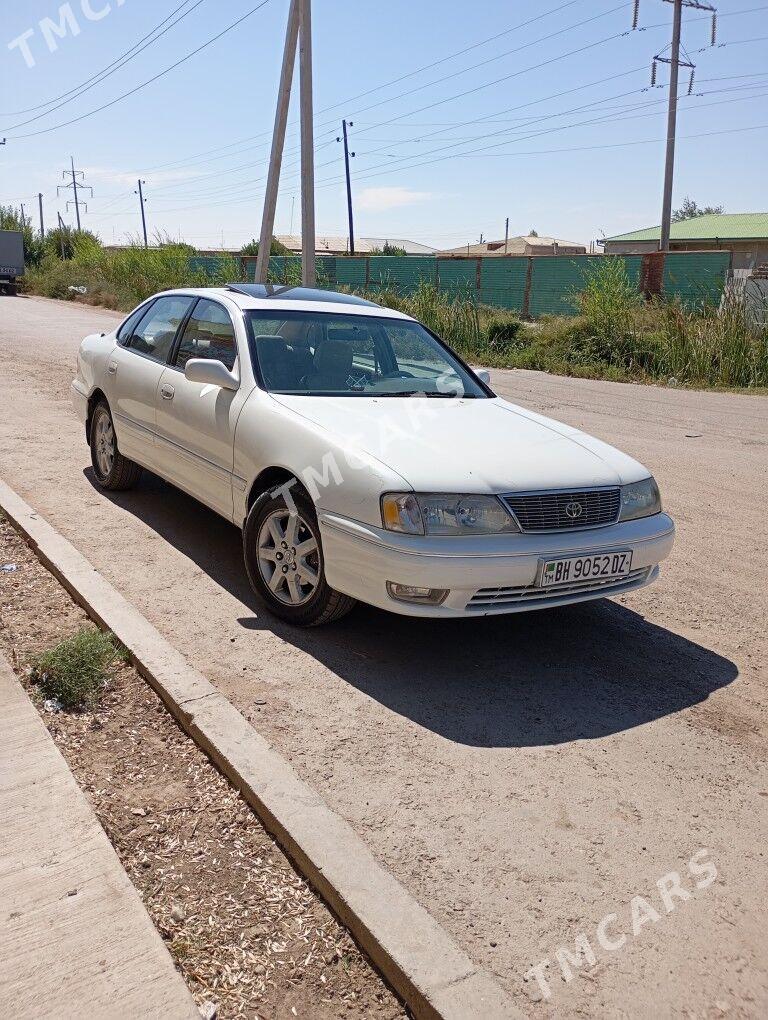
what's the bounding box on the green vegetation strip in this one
[4,201,767,390]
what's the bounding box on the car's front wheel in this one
[90,400,142,490]
[243,484,356,626]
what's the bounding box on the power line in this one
[135,0,587,176]
[128,2,768,179]
[4,0,274,141]
[313,0,588,116]
[145,99,768,216]
[148,21,653,201]
[130,1,765,185]
[0,0,205,122]
[137,0,626,186]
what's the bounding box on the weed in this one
[30,627,123,710]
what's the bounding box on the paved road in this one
[2,295,767,1016]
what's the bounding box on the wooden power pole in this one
[255,0,316,287]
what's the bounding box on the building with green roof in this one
[602,213,768,271]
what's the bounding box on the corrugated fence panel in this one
[479,257,529,311]
[528,256,644,317]
[186,252,729,313]
[366,256,436,291]
[662,251,730,307]
[188,255,230,278]
[334,257,368,287]
[529,256,592,317]
[437,259,477,297]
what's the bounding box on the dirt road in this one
[2,295,766,1016]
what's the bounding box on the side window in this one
[175,299,238,372]
[117,302,152,346]
[127,295,194,363]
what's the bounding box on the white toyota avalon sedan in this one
[71,284,674,626]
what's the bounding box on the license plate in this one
[540,550,632,587]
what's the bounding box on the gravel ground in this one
[1,295,767,1016]
[0,514,405,1020]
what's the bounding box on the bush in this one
[486,318,523,348]
[241,236,291,256]
[31,628,124,709]
[43,225,101,261]
[367,243,408,257]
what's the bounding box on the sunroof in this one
[226,283,378,306]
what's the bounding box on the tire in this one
[89,400,142,491]
[243,483,356,627]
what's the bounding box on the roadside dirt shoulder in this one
[0,513,405,1020]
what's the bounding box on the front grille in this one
[502,488,620,532]
[466,567,650,610]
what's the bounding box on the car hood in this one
[271,394,650,493]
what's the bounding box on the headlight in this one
[381,493,519,535]
[619,477,662,522]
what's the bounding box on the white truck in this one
[0,230,25,296]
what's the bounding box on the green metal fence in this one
[191,251,732,315]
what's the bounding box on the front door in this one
[107,294,195,467]
[154,297,251,519]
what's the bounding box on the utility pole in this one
[57,157,92,232]
[136,179,148,248]
[659,0,682,252]
[504,217,509,254]
[648,0,716,250]
[337,119,356,256]
[255,0,299,283]
[298,0,316,287]
[255,0,315,286]
[57,212,67,257]
[20,203,26,228]
[38,193,44,237]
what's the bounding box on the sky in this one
[1,0,766,251]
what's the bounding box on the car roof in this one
[157,284,414,320]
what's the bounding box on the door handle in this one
[160,383,175,400]
[107,361,117,375]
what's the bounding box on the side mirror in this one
[184,358,239,391]
[476,369,491,385]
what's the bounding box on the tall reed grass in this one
[24,242,768,389]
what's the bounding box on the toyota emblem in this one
[565,501,584,520]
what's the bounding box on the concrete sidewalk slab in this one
[0,654,198,1020]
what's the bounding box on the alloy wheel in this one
[256,509,320,606]
[94,411,115,477]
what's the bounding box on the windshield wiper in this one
[371,390,465,398]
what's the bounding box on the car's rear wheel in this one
[243,484,356,626]
[90,401,142,490]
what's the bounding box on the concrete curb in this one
[0,479,521,1020]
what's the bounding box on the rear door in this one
[155,297,251,519]
[107,294,195,466]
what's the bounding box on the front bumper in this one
[71,380,88,425]
[319,510,675,617]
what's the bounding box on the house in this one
[601,213,768,271]
[437,234,586,257]
[275,235,437,255]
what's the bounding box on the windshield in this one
[245,310,489,398]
